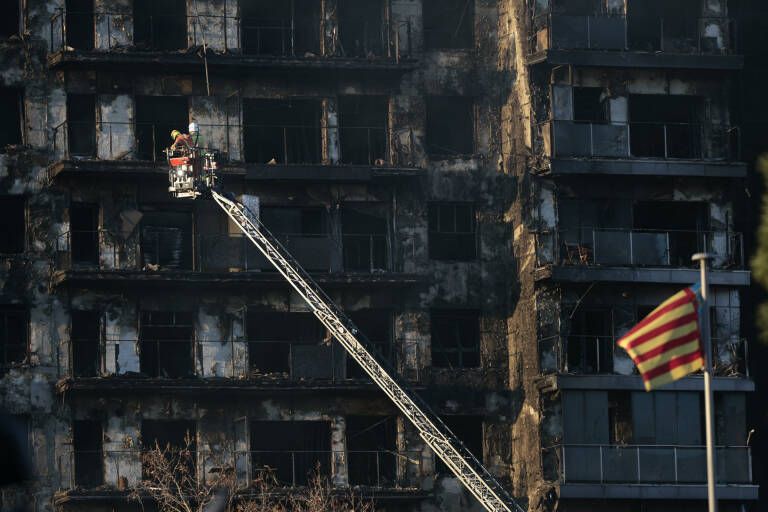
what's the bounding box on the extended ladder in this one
[211,190,524,512]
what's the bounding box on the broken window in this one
[345,310,392,379]
[426,96,474,156]
[250,421,330,486]
[69,203,98,265]
[135,96,189,161]
[140,211,193,270]
[71,310,100,377]
[436,416,482,474]
[341,205,388,272]
[567,308,613,373]
[573,87,608,123]
[0,196,25,254]
[134,0,187,51]
[259,207,330,271]
[633,201,708,267]
[346,415,397,486]
[243,99,322,164]
[423,0,474,49]
[629,94,703,159]
[430,310,480,368]
[428,202,476,261]
[0,1,20,39]
[0,87,22,152]
[0,307,27,369]
[73,420,103,487]
[338,96,388,165]
[66,94,96,157]
[246,311,328,378]
[628,0,700,52]
[141,420,196,478]
[66,0,95,50]
[240,0,320,56]
[337,0,386,57]
[7,415,32,479]
[139,311,194,378]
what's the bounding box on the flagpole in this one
[693,252,717,512]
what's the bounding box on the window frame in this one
[430,309,481,369]
[428,202,477,261]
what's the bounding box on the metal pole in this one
[693,252,717,512]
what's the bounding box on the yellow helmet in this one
[171,129,182,140]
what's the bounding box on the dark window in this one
[246,311,326,377]
[629,94,702,159]
[259,207,330,271]
[73,420,103,487]
[140,211,193,270]
[338,96,388,165]
[338,0,385,57]
[141,420,196,478]
[71,311,100,377]
[0,87,22,151]
[346,415,397,486]
[628,0,700,52]
[426,96,474,156]
[428,203,476,261]
[243,99,322,164]
[567,309,613,373]
[241,0,320,56]
[135,96,189,161]
[134,0,187,51]
[430,310,480,368]
[436,416,482,474]
[573,87,608,123]
[139,311,193,378]
[633,201,708,267]
[423,0,473,49]
[341,206,388,272]
[0,1,20,39]
[0,307,27,369]
[250,421,330,486]
[66,94,96,157]
[0,196,25,254]
[6,414,32,480]
[69,203,98,265]
[66,0,94,50]
[345,310,392,379]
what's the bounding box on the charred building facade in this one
[0,1,760,512]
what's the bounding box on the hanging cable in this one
[191,0,211,96]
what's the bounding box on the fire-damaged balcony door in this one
[139,211,193,271]
[139,311,194,378]
[69,203,99,266]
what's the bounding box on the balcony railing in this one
[530,14,736,55]
[544,444,752,485]
[536,229,744,270]
[50,121,395,167]
[539,335,749,377]
[59,449,422,489]
[61,338,423,383]
[533,120,740,161]
[49,10,413,59]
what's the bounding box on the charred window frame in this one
[73,419,103,487]
[337,0,387,57]
[243,98,323,164]
[0,196,25,254]
[426,96,475,157]
[566,308,613,374]
[133,0,188,51]
[240,0,321,57]
[71,310,101,378]
[250,420,331,486]
[430,310,480,368]
[141,420,196,478]
[69,202,99,265]
[135,96,189,161]
[346,415,397,486]
[0,1,21,40]
[0,306,28,370]
[423,0,474,49]
[66,94,96,157]
[436,415,482,474]
[629,94,704,159]
[246,311,327,378]
[341,205,389,272]
[65,0,95,50]
[338,96,389,165]
[0,87,24,152]
[573,87,609,123]
[428,202,477,261]
[139,311,194,378]
[140,211,193,271]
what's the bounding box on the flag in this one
[617,286,705,391]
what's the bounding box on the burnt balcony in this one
[534,229,749,286]
[48,10,415,73]
[528,13,742,69]
[532,120,744,177]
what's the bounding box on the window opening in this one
[250,420,330,486]
[426,96,474,156]
[139,311,194,378]
[134,0,187,51]
[573,87,608,123]
[243,99,322,164]
[436,416,482,474]
[629,94,703,159]
[0,307,27,371]
[240,0,320,56]
[0,196,25,254]
[423,0,474,49]
[338,96,388,165]
[73,420,103,487]
[71,310,100,377]
[346,415,397,486]
[430,310,480,368]
[428,202,476,261]
[140,211,193,270]
[135,96,189,161]
[345,310,392,379]
[69,203,98,265]
[67,94,96,157]
[337,0,385,57]
[0,87,22,151]
[567,308,613,373]
[66,0,95,50]
[341,206,388,272]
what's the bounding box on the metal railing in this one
[544,444,752,485]
[533,120,740,161]
[530,14,736,55]
[538,335,749,377]
[59,448,422,490]
[536,229,744,269]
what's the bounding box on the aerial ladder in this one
[166,140,525,512]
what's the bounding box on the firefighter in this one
[170,129,192,151]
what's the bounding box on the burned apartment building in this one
[0,0,761,512]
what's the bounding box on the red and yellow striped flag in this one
[617,286,704,391]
